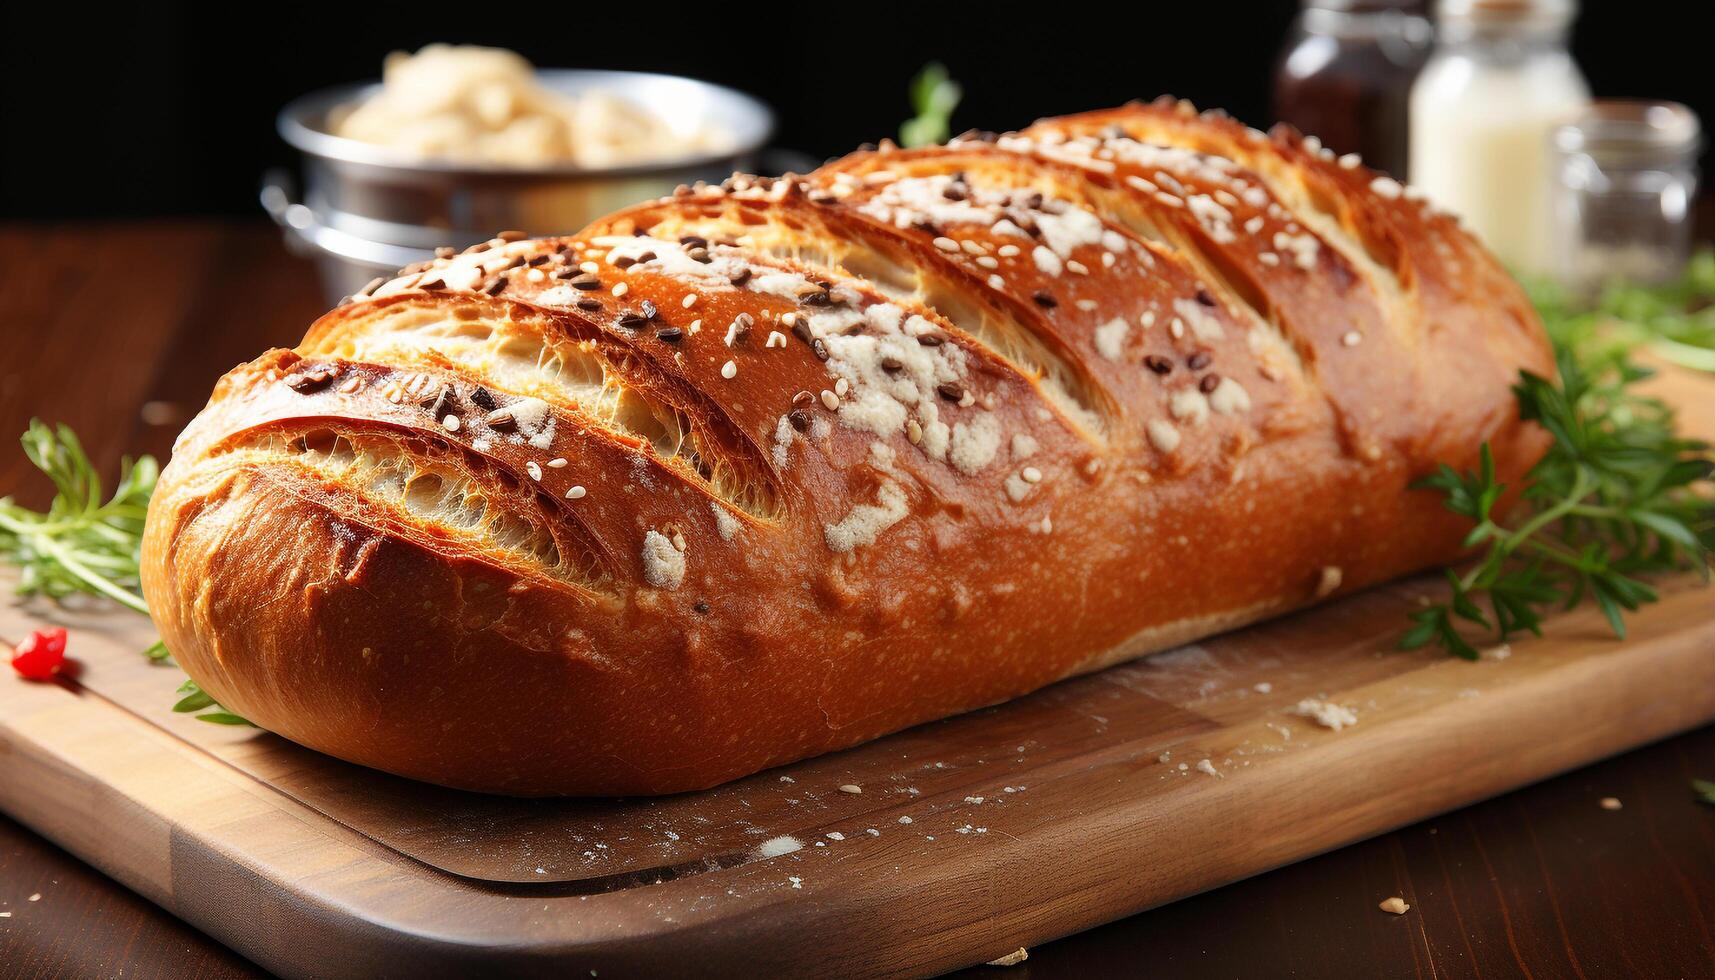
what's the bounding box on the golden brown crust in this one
[141,100,1554,795]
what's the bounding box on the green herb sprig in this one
[1,420,248,724]
[0,420,156,614]
[1527,248,1715,372]
[899,62,963,149]
[1402,346,1714,660]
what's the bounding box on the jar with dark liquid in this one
[1273,0,1433,178]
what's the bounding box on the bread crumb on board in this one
[986,948,1030,967]
[1379,897,1411,915]
[754,835,803,858]
[1290,697,1358,731]
[1600,797,1623,810]
[838,783,862,794]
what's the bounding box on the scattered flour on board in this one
[1290,698,1358,731]
[754,836,803,858]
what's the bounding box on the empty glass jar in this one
[1551,101,1702,290]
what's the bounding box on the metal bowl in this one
[264,69,778,302]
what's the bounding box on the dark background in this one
[1,1,1710,219]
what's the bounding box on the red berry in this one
[10,628,68,681]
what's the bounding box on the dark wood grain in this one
[1,223,1713,979]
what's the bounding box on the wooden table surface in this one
[1,222,1712,979]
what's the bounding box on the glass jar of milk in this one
[1409,0,1589,276]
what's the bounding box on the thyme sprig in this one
[1402,346,1714,660]
[0,420,155,614]
[1,420,247,724]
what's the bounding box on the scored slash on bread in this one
[141,97,1554,796]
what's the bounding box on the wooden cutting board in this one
[2,366,1713,979]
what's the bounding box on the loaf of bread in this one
[141,99,1553,796]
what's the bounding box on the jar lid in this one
[1435,0,1575,28]
[1555,101,1702,165]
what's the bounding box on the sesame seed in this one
[682,293,698,308]
[441,415,460,432]
[1066,260,1089,275]
[839,784,862,794]
[1032,291,1057,308]
[906,419,923,444]
[1144,355,1173,375]
[1022,466,1042,483]
[834,378,849,396]
[612,282,630,298]
[547,457,568,468]
[937,382,965,402]
[933,237,960,252]
[820,389,840,410]
[525,461,543,480]
[766,330,787,348]
[565,485,587,499]
[988,274,1005,289]
[1342,330,1363,347]
[1188,351,1212,370]
[721,359,738,379]
[580,261,600,274]
[998,244,1021,257]
[1147,418,1181,452]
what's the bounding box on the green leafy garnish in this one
[1696,779,1715,805]
[1403,335,1714,660]
[0,420,156,615]
[899,62,962,149]
[174,678,256,727]
[3,419,248,725]
[1527,248,1715,372]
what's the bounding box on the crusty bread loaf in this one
[141,99,1553,796]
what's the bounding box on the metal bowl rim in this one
[278,68,775,178]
